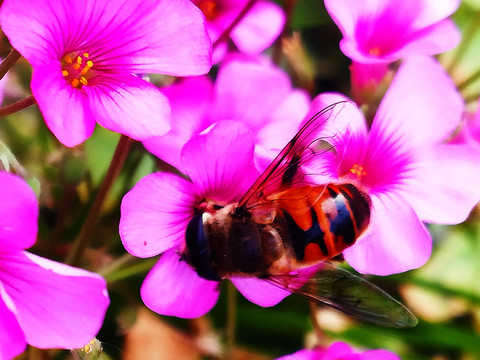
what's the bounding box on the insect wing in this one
[237,102,346,209]
[267,263,418,329]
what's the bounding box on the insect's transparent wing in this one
[267,263,418,329]
[237,102,347,209]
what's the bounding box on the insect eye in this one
[212,204,224,210]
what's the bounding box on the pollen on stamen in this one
[81,61,94,75]
[61,52,95,88]
[350,164,367,178]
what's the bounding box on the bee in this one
[183,103,417,328]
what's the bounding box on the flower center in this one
[195,0,219,21]
[61,52,94,89]
[368,46,382,56]
[350,164,367,178]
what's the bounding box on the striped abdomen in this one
[275,183,371,264]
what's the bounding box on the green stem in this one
[224,281,238,359]
[457,67,480,92]
[447,11,480,74]
[99,252,135,278]
[66,135,133,266]
[213,0,258,50]
[0,48,21,81]
[99,253,159,283]
[0,95,36,117]
[464,92,480,104]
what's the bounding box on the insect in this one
[183,103,417,328]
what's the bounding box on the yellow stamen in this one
[61,52,94,88]
[350,164,367,178]
[369,46,382,56]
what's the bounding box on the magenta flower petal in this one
[212,41,229,64]
[390,19,460,61]
[142,76,215,170]
[325,0,460,63]
[230,277,290,307]
[1,0,211,75]
[256,89,311,151]
[373,56,463,147]
[231,1,285,54]
[1,0,211,146]
[344,192,431,275]
[0,289,26,359]
[339,20,460,64]
[0,251,109,349]
[212,54,293,129]
[410,0,460,27]
[276,342,401,360]
[31,64,95,148]
[118,0,212,75]
[357,350,402,360]
[323,342,400,360]
[405,144,480,224]
[181,121,259,202]
[0,172,38,251]
[86,75,171,141]
[276,349,314,360]
[192,0,237,44]
[120,173,196,258]
[142,54,309,173]
[350,62,390,104]
[141,250,220,318]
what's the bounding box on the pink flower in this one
[0,172,109,359]
[0,0,212,147]
[121,121,291,318]
[307,56,480,275]
[191,0,285,61]
[143,54,310,172]
[349,62,390,105]
[276,342,400,360]
[453,103,480,151]
[324,0,461,64]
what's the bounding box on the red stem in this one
[66,135,133,266]
[0,48,21,81]
[0,96,36,117]
[213,0,258,49]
